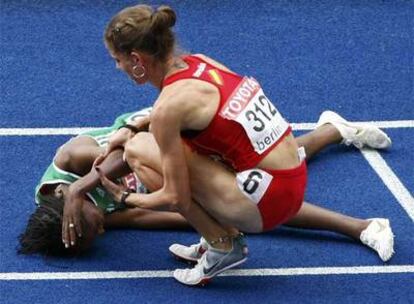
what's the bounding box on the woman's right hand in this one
[62,188,85,248]
[96,167,126,203]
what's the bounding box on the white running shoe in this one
[173,234,248,286]
[316,111,392,149]
[169,237,209,263]
[360,218,395,262]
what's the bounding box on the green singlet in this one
[35,107,152,213]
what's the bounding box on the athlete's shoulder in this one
[156,82,195,113]
[191,54,235,74]
[161,76,215,99]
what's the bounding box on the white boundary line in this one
[0,127,100,136]
[361,149,414,222]
[1,265,413,281]
[0,120,413,136]
[291,120,414,131]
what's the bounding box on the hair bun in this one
[151,5,176,32]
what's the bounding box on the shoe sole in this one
[175,257,248,287]
[197,257,248,286]
[171,252,198,264]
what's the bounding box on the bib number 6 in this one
[236,169,274,204]
[242,171,263,194]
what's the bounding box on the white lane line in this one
[292,120,414,131]
[361,149,414,222]
[0,120,413,136]
[0,128,101,136]
[1,265,413,281]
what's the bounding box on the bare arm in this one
[121,98,193,213]
[69,148,131,196]
[103,115,151,158]
[62,148,131,247]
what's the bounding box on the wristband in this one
[120,124,140,134]
[120,189,133,204]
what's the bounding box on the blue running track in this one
[1,1,413,303]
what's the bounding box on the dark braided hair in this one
[18,199,84,257]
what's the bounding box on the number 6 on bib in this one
[236,169,273,204]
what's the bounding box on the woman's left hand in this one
[96,167,126,203]
[92,153,106,169]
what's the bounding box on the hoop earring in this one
[132,65,146,79]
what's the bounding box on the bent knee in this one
[124,132,148,160]
[54,148,72,171]
[124,132,157,168]
[54,136,101,174]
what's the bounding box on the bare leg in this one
[284,202,369,240]
[125,133,239,250]
[288,125,370,239]
[295,124,342,160]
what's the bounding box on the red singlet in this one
[163,55,306,231]
[163,55,292,171]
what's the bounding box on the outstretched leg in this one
[295,124,342,160]
[284,202,367,240]
[296,111,392,161]
[295,110,391,161]
[285,202,394,261]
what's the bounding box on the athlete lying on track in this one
[19,108,186,256]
